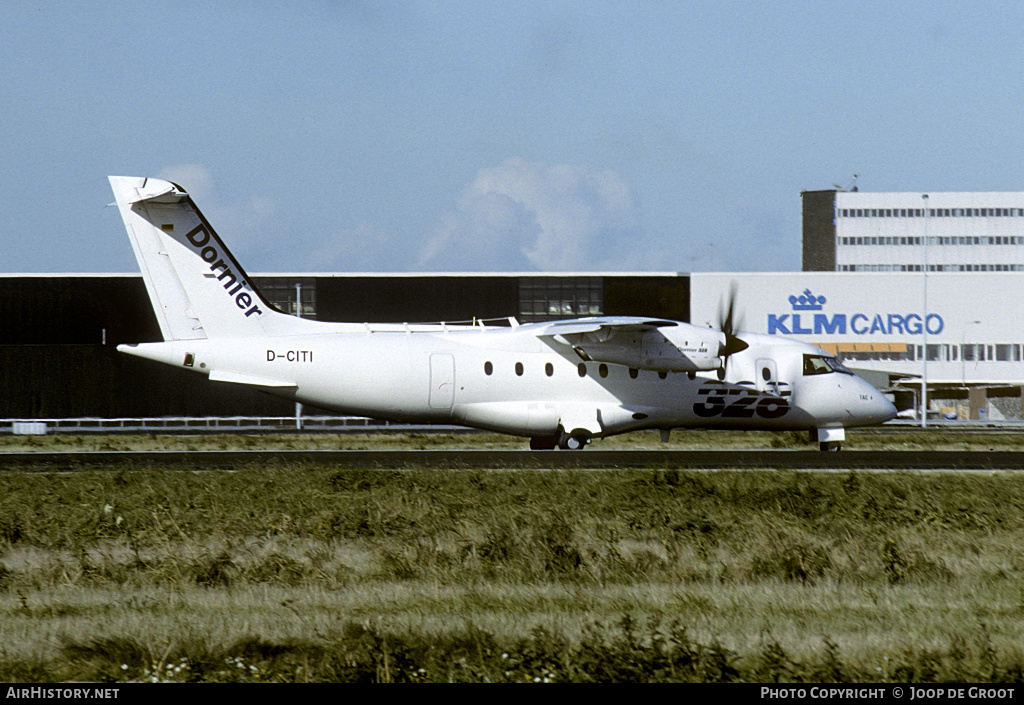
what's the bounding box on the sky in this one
[3,1,1024,275]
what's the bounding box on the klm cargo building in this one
[690,271,1024,420]
[789,187,1024,419]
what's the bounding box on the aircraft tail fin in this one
[108,176,309,340]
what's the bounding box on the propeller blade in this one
[716,281,748,363]
[717,281,743,336]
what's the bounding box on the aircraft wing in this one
[532,316,678,340]
[531,316,723,372]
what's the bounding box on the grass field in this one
[2,429,1024,682]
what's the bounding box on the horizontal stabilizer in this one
[208,370,297,388]
[129,181,188,204]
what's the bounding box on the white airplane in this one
[108,176,896,451]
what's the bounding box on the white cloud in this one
[156,164,217,203]
[153,160,648,274]
[155,164,277,268]
[419,157,642,271]
[305,221,399,271]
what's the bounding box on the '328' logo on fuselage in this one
[692,386,790,419]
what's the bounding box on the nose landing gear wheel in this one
[820,441,842,451]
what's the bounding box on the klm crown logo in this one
[789,289,826,311]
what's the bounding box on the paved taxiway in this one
[0,449,1022,470]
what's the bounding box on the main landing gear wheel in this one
[820,441,842,451]
[529,436,558,451]
[558,429,591,450]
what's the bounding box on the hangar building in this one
[0,272,687,419]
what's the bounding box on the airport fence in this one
[1,416,1021,436]
[0,416,402,435]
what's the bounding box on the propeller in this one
[717,282,749,371]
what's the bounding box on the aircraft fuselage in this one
[121,324,894,440]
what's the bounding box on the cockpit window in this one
[827,357,853,375]
[803,354,853,376]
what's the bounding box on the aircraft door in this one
[429,353,456,409]
[756,358,779,395]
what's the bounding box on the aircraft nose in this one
[870,394,898,422]
[850,378,897,423]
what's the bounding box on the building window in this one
[519,277,603,322]
[996,345,1020,362]
[962,344,985,362]
[255,277,317,317]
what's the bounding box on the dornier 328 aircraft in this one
[108,176,896,450]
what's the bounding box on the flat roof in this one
[0,271,688,278]
[806,189,1024,196]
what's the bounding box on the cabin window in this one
[659,371,668,380]
[484,361,493,376]
[515,362,524,376]
[545,362,554,377]
[629,368,638,379]
[599,364,609,378]
[578,363,587,377]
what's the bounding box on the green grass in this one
[2,438,1024,681]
